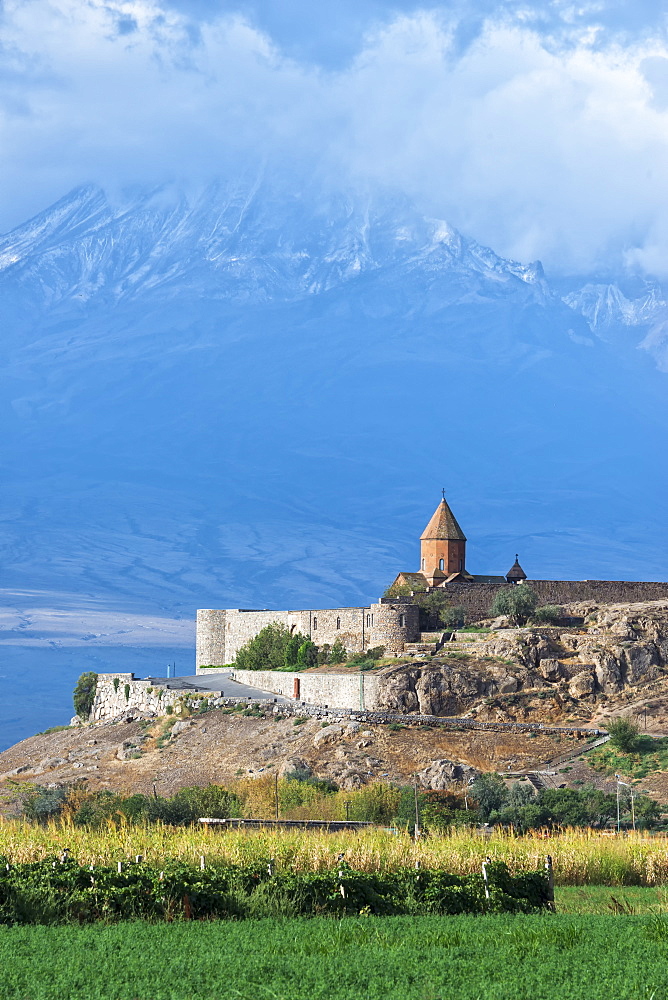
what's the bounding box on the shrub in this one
[124,683,131,702]
[113,678,119,693]
[489,586,538,626]
[73,672,98,719]
[316,643,331,666]
[607,717,640,752]
[328,639,347,664]
[532,604,564,624]
[20,786,69,823]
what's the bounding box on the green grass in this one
[589,735,668,778]
[556,885,668,914]
[3,914,668,999]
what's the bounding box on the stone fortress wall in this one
[424,580,668,624]
[196,597,420,669]
[90,674,224,722]
[197,581,668,670]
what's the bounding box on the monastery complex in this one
[196,496,668,670]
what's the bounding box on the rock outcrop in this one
[375,600,668,718]
[417,759,479,790]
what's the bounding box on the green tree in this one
[316,644,331,666]
[283,634,302,669]
[235,623,311,671]
[297,640,318,668]
[382,581,413,597]
[634,794,662,829]
[73,671,98,719]
[328,638,347,664]
[539,786,617,828]
[607,717,640,752]
[441,605,466,628]
[489,586,538,626]
[470,773,508,821]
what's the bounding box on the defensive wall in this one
[232,668,383,712]
[197,580,668,670]
[439,580,668,623]
[197,598,420,670]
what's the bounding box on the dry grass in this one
[1,820,668,885]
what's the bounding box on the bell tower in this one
[420,492,467,585]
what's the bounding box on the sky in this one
[1,0,668,275]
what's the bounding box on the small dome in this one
[506,555,527,583]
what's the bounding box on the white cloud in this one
[1,0,668,276]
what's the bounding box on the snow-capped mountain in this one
[564,282,668,372]
[1,176,668,745]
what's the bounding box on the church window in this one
[459,559,463,571]
[421,558,425,571]
[366,614,372,627]
[399,614,405,627]
[439,558,444,571]
[336,617,341,629]
[313,617,317,629]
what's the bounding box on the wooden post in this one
[117,862,123,874]
[338,852,346,899]
[413,782,420,841]
[481,857,490,901]
[200,855,206,870]
[545,855,555,911]
[135,855,143,864]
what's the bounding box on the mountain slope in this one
[1,177,668,745]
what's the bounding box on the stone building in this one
[196,495,668,670]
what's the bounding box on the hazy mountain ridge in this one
[1,178,668,746]
[0,182,553,314]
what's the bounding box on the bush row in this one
[0,856,551,923]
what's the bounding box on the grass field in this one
[556,884,668,913]
[3,821,668,885]
[3,913,668,999]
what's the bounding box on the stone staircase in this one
[403,641,440,656]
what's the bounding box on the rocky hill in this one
[371,600,668,731]
[2,601,668,807]
[0,707,578,803]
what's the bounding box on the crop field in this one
[3,821,668,885]
[3,913,668,1000]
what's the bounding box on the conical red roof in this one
[420,498,466,542]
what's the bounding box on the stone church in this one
[196,495,668,670]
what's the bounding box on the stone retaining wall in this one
[232,669,383,711]
[89,674,223,722]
